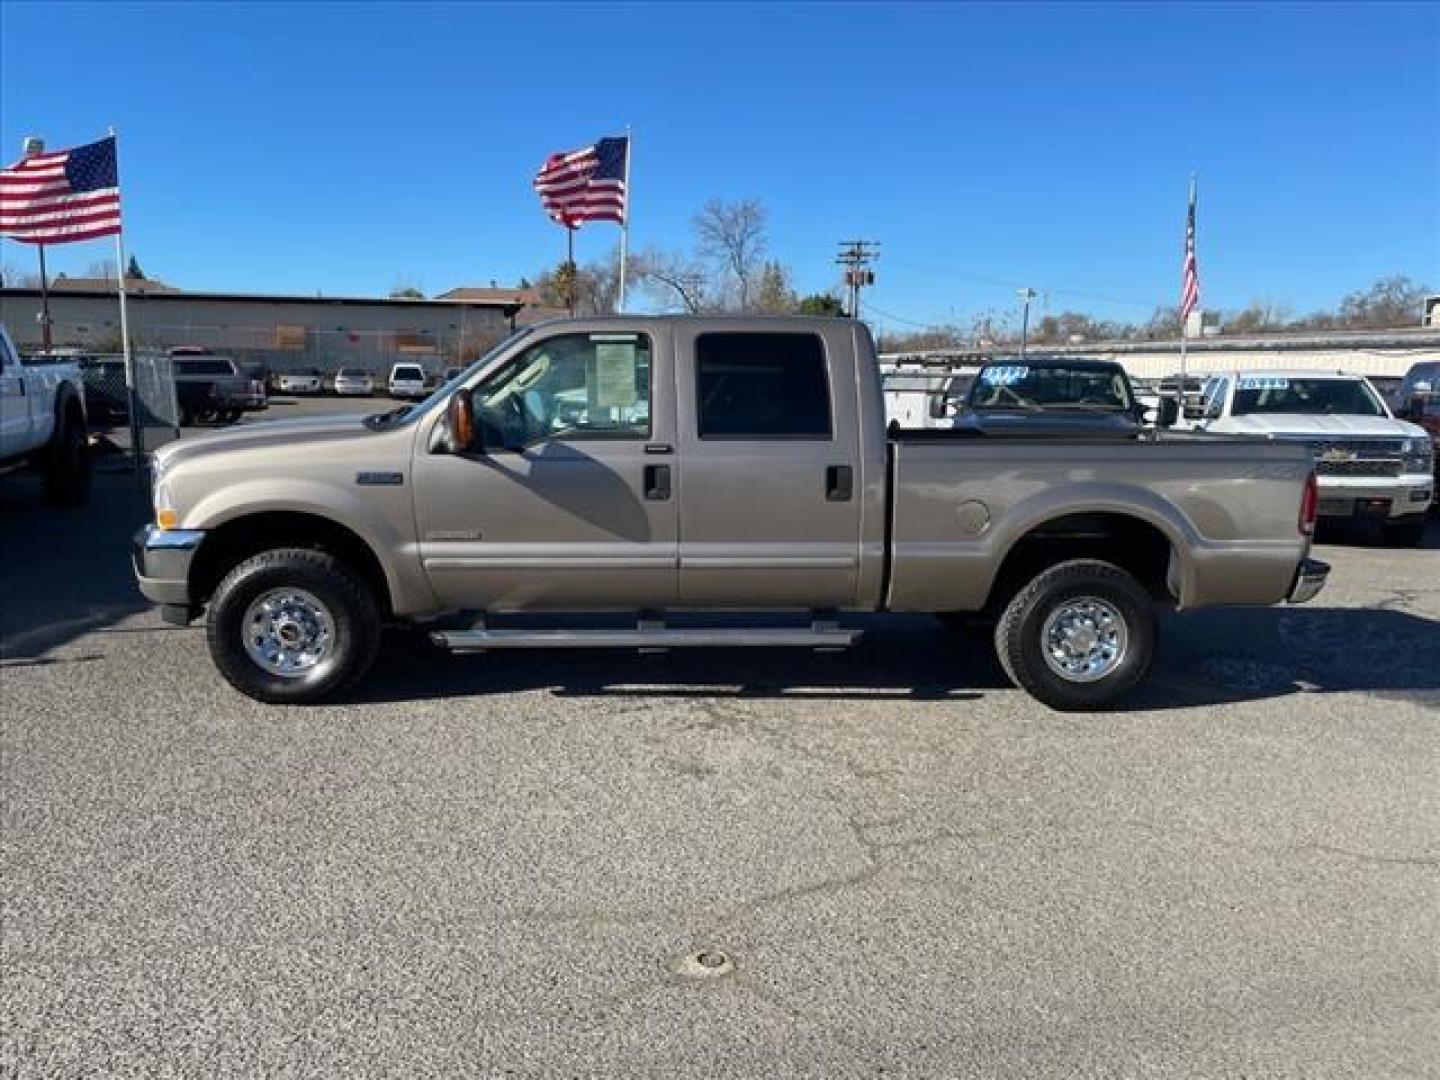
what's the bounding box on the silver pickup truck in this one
[134,317,1327,710]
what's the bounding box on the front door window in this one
[475,333,651,449]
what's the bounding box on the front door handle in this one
[825,464,853,502]
[644,464,671,501]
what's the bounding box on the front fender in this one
[183,478,439,614]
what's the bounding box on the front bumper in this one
[1316,475,1433,520]
[1287,558,1330,605]
[132,525,205,609]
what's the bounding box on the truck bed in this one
[883,431,1314,613]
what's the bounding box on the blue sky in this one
[2,2,1436,332]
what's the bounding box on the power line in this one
[884,258,1169,311]
[861,301,936,329]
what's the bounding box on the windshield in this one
[366,326,536,430]
[1231,377,1386,417]
[338,368,369,378]
[393,365,423,380]
[968,363,1133,411]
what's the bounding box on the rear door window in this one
[695,333,831,439]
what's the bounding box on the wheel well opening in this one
[189,512,391,614]
[986,512,1175,613]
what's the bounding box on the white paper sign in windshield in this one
[981,365,1030,386]
[1238,376,1289,391]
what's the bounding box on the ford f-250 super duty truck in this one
[0,324,90,505]
[133,317,1328,711]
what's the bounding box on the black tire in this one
[206,548,382,704]
[993,559,1157,712]
[1381,519,1426,547]
[41,410,91,506]
[179,405,195,427]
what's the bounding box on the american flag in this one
[533,137,628,228]
[0,136,122,245]
[1179,178,1200,327]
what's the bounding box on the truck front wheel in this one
[207,548,381,704]
[993,559,1157,712]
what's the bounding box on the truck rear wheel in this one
[206,548,381,704]
[41,411,91,506]
[993,559,1156,711]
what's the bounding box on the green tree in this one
[125,255,146,280]
[798,293,845,317]
[752,260,797,314]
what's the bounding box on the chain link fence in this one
[117,325,506,385]
[78,352,180,454]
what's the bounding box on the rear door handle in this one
[825,464,853,502]
[644,464,671,501]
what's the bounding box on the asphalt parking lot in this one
[2,422,1437,1077]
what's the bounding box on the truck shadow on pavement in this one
[0,472,156,662]
[354,603,1440,711]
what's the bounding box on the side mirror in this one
[1158,397,1180,428]
[443,389,478,453]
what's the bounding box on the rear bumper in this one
[1287,558,1330,605]
[132,524,205,608]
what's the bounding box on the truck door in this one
[673,327,864,607]
[0,333,31,460]
[412,327,679,610]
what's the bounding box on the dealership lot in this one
[2,455,1437,1076]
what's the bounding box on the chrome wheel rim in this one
[1040,597,1128,683]
[242,588,335,678]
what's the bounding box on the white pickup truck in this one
[1195,370,1433,545]
[0,325,91,504]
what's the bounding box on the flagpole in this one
[617,126,631,313]
[36,244,53,352]
[109,127,140,473]
[566,225,576,317]
[1177,173,1196,428]
[20,139,53,351]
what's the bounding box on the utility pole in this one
[835,240,879,319]
[1017,287,1037,359]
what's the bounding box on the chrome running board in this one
[432,615,859,652]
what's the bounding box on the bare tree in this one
[1224,298,1293,334]
[632,246,710,313]
[533,248,622,315]
[694,197,768,310]
[85,259,118,281]
[0,262,42,288]
[1337,274,1429,329]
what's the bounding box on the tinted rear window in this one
[176,358,234,375]
[339,368,369,377]
[392,366,424,380]
[695,333,831,438]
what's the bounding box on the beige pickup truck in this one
[134,317,1328,710]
